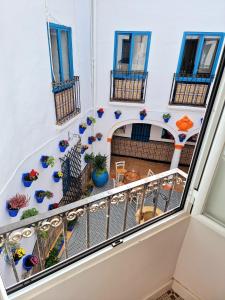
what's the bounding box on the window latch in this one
[112,239,123,248]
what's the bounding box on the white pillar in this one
[170,145,183,169]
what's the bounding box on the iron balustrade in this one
[0,169,187,294]
[169,73,214,107]
[52,76,81,125]
[110,70,148,103]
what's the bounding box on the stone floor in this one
[156,290,183,300]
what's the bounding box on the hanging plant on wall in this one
[53,171,63,182]
[163,113,171,123]
[5,245,26,265]
[21,208,39,220]
[6,194,29,217]
[178,133,186,142]
[40,156,55,168]
[48,203,59,211]
[88,136,96,145]
[97,108,104,118]
[139,109,147,120]
[114,110,122,119]
[96,133,103,141]
[34,190,53,203]
[59,140,69,152]
[87,116,96,126]
[81,145,88,154]
[79,123,87,134]
[23,255,39,271]
[22,169,39,187]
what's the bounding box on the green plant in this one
[46,156,55,167]
[45,191,54,199]
[92,153,107,175]
[38,230,49,240]
[163,113,171,119]
[67,218,77,230]
[45,248,59,268]
[84,152,94,163]
[89,116,96,124]
[20,208,39,220]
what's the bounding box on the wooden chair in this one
[116,172,125,184]
[115,161,127,181]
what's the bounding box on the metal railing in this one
[52,76,81,125]
[0,169,187,294]
[169,73,214,107]
[110,70,148,103]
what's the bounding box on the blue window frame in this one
[48,23,74,83]
[113,31,151,78]
[176,32,224,83]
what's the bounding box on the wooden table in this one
[124,170,141,184]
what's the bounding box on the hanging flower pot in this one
[97,108,104,118]
[114,110,122,119]
[178,133,186,142]
[88,136,96,145]
[23,255,39,271]
[34,190,45,203]
[87,116,96,126]
[81,145,88,154]
[22,170,39,187]
[163,113,171,123]
[48,203,59,210]
[96,133,103,141]
[6,247,26,265]
[84,153,94,164]
[79,123,87,134]
[40,156,55,168]
[59,140,69,152]
[7,194,29,217]
[53,171,63,183]
[139,109,147,120]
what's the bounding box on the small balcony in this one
[52,76,81,125]
[110,70,148,103]
[169,73,213,107]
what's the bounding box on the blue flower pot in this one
[22,173,32,187]
[53,172,60,182]
[97,137,102,141]
[97,111,104,118]
[81,148,86,154]
[88,137,93,145]
[92,169,109,187]
[114,113,121,119]
[59,145,66,152]
[87,118,92,126]
[7,204,19,217]
[163,118,170,123]
[179,136,186,142]
[40,156,48,168]
[79,126,86,134]
[140,115,145,120]
[35,190,45,203]
[22,255,33,271]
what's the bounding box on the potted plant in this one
[53,171,63,182]
[22,169,39,187]
[45,191,54,199]
[81,145,88,154]
[139,109,147,120]
[23,255,39,271]
[59,140,69,152]
[79,123,87,134]
[91,153,109,187]
[40,156,55,168]
[8,247,26,265]
[21,208,39,220]
[96,133,103,141]
[163,113,171,123]
[97,108,104,118]
[87,116,96,126]
[34,190,53,203]
[48,203,59,210]
[84,153,94,164]
[67,218,77,232]
[114,110,122,119]
[7,194,29,217]
[178,133,186,142]
[88,136,96,145]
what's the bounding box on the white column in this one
[170,145,183,169]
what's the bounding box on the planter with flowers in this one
[87,116,96,126]
[53,171,63,182]
[97,108,104,118]
[114,110,122,119]
[88,136,96,145]
[139,109,147,120]
[59,140,69,152]
[35,190,53,203]
[23,255,39,271]
[40,156,55,168]
[6,246,26,265]
[6,194,29,217]
[163,113,171,123]
[96,133,103,141]
[79,123,87,134]
[22,169,39,187]
[48,203,59,210]
[81,145,88,154]
[178,133,186,142]
[84,153,94,164]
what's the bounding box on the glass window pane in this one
[116,34,131,71]
[204,147,225,227]
[50,29,60,82]
[131,35,148,71]
[180,38,199,75]
[61,31,70,81]
[198,38,219,75]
